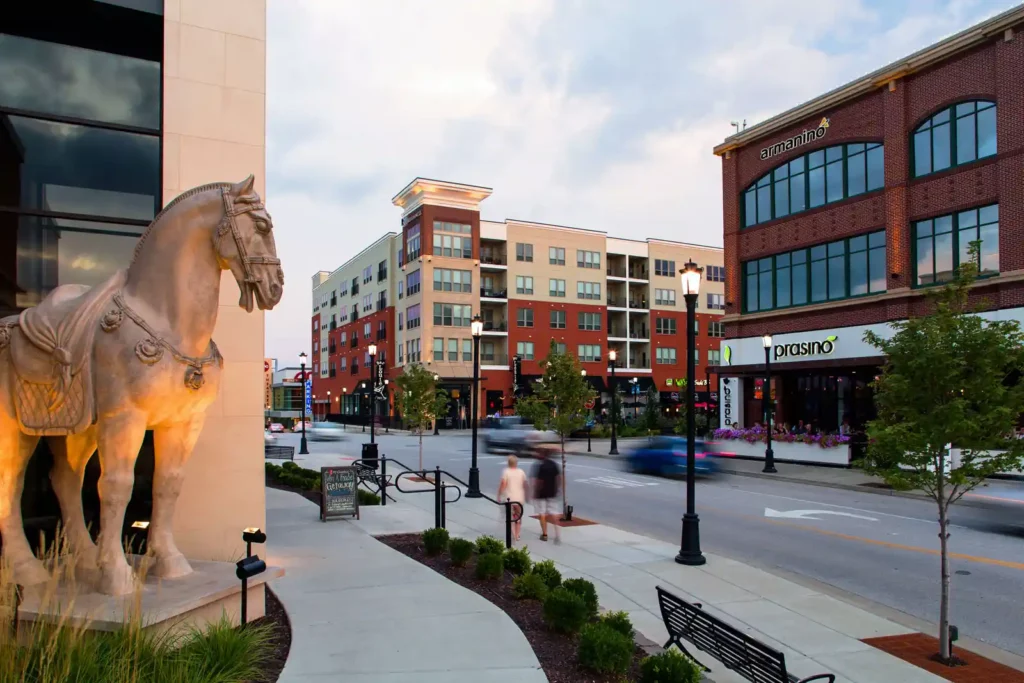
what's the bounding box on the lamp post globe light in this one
[433,373,441,435]
[326,390,331,420]
[298,351,309,455]
[675,260,706,566]
[368,343,378,444]
[467,315,484,497]
[608,349,619,455]
[762,333,777,473]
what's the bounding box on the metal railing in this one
[364,456,523,548]
[482,321,507,332]
[607,267,627,277]
[481,255,507,266]
[480,353,509,366]
[607,297,627,307]
[481,288,507,299]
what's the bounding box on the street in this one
[273,429,1024,657]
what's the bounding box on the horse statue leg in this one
[148,416,205,579]
[0,417,49,586]
[95,410,147,596]
[47,428,99,569]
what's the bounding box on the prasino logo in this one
[722,345,732,366]
[760,117,830,161]
[774,335,838,360]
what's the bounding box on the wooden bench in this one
[656,586,835,683]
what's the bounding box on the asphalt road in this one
[275,429,1024,656]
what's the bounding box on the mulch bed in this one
[530,514,599,528]
[377,532,648,682]
[248,586,292,682]
[863,633,1024,682]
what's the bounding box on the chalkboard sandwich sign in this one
[321,466,359,522]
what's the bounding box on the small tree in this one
[642,387,661,434]
[515,341,596,517]
[862,248,1024,663]
[393,363,449,471]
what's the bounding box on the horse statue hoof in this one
[11,557,50,587]
[97,563,136,596]
[151,552,193,580]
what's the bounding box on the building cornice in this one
[713,5,1024,156]
[392,177,493,217]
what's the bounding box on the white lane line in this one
[576,476,659,489]
[447,455,506,461]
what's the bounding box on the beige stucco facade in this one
[161,0,268,602]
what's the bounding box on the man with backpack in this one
[531,445,561,543]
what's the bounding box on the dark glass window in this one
[0,34,160,130]
[743,143,883,227]
[914,204,998,286]
[744,230,886,313]
[912,101,996,178]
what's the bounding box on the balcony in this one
[329,322,337,331]
[352,284,360,295]
[376,299,387,311]
[350,364,359,374]
[328,345,337,354]
[377,268,388,282]
[350,337,358,348]
[376,329,387,340]
[629,298,649,309]
[480,352,509,366]
[330,297,337,307]
[607,266,627,278]
[351,309,360,321]
[481,288,508,299]
[608,328,627,339]
[629,328,649,340]
[607,296,627,308]
[329,369,337,378]
[629,268,649,280]
[480,254,507,268]
[482,321,508,333]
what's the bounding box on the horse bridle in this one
[215,188,281,286]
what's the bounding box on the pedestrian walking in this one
[531,446,561,543]
[497,455,528,542]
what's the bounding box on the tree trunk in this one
[938,499,951,661]
[561,435,567,519]
[418,430,424,472]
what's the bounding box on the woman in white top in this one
[497,455,528,542]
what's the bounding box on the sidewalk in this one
[353,482,950,683]
[265,486,546,682]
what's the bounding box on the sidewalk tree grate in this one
[863,633,1024,682]
[530,514,598,527]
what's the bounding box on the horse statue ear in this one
[230,174,256,197]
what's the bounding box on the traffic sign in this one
[584,398,596,410]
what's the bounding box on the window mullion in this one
[842,146,848,200]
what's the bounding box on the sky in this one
[263,0,1018,362]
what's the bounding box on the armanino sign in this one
[760,117,830,160]
[774,335,837,360]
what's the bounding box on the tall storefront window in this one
[744,230,886,313]
[0,5,162,317]
[914,204,998,286]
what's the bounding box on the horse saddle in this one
[1,270,126,436]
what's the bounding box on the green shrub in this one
[562,577,599,618]
[578,622,634,674]
[265,462,282,478]
[358,489,380,506]
[543,587,589,634]
[475,552,504,580]
[531,559,562,589]
[281,461,300,472]
[449,538,475,567]
[475,535,506,555]
[639,648,702,683]
[422,528,450,556]
[511,572,549,600]
[503,547,531,576]
[599,610,634,638]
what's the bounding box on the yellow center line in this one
[720,510,1024,571]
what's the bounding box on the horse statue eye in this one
[254,218,270,233]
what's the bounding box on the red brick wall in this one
[723,27,1024,340]
[508,299,607,376]
[312,307,395,399]
[650,310,720,389]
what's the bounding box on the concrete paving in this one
[265,486,546,682]
[361,479,950,683]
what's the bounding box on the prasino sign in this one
[773,335,838,360]
[760,117,830,160]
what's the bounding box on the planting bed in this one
[377,532,649,682]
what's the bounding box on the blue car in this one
[626,436,722,477]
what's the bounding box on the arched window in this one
[742,143,883,228]
[912,100,996,178]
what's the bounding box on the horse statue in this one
[0,175,283,596]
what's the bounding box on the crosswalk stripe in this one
[576,476,659,489]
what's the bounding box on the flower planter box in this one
[713,437,852,466]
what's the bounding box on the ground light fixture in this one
[467,315,484,497]
[237,527,268,625]
[761,333,777,473]
[675,260,706,566]
[298,351,309,455]
[608,349,619,455]
[433,373,441,435]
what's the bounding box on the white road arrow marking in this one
[764,507,878,522]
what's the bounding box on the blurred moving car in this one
[483,416,558,456]
[292,421,312,433]
[308,422,346,442]
[264,431,277,445]
[626,436,722,477]
[268,423,285,433]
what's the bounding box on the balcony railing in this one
[352,284,360,295]
[480,255,507,266]
[377,269,387,282]
[629,298,648,309]
[607,296,627,307]
[607,267,627,277]
[376,329,387,340]
[630,269,649,280]
[351,310,360,321]
[328,345,337,354]
[377,299,387,311]
[350,364,359,374]
[480,288,508,299]
[482,321,507,332]
[480,352,509,365]
[629,329,649,339]
[329,369,337,378]
[350,338,358,348]
[608,329,627,338]
[330,297,337,307]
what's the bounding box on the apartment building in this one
[311,178,725,425]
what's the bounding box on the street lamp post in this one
[582,369,591,452]
[467,315,484,497]
[762,334,777,473]
[675,260,706,566]
[368,343,377,444]
[326,390,331,420]
[298,352,309,455]
[433,373,441,435]
[608,349,619,455]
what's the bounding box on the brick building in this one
[712,6,1024,436]
[311,178,725,426]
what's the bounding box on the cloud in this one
[263,0,1018,360]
